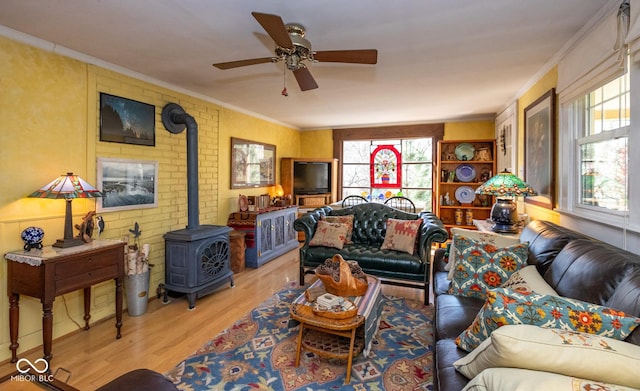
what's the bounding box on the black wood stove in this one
[161,103,233,309]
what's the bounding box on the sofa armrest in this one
[433,248,448,273]
[417,212,449,263]
[294,207,331,246]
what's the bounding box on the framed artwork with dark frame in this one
[231,137,276,189]
[524,88,556,209]
[96,158,158,212]
[99,93,156,146]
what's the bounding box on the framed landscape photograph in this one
[231,138,276,189]
[524,88,555,209]
[97,158,158,212]
[99,93,156,146]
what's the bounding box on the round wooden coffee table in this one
[289,304,365,384]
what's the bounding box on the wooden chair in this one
[341,195,368,207]
[384,196,416,212]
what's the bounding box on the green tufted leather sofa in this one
[294,203,448,304]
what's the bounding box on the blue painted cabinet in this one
[228,206,298,268]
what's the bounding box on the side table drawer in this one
[56,264,119,294]
[55,248,121,293]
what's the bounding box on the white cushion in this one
[500,265,558,296]
[446,228,520,279]
[455,324,640,389]
[462,367,639,391]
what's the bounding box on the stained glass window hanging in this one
[370,145,402,188]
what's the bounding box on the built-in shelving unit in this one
[435,140,497,234]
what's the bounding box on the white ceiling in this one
[0,0,613,129]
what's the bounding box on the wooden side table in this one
[290,305,364,384]
[289,276,383,384]
[5,240,126,363]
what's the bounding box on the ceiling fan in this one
[213,12,378,92]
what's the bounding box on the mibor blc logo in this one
[11,358,54,383]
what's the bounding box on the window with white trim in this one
[572,72,630,212]
[556,1,640,240]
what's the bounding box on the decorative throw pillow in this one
[461,367,638,391]
[446,228,521,278]
[456,287,640,352]
[455,324,640,388]
[308,220,348,249]
[500,265,558,296]
[380,218,422,255]
[448,236,529,299]
[322,215,355,244]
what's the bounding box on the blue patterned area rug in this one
[165,283,434,390]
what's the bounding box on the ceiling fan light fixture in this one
[212,12,378,92]
[286,54,301,71]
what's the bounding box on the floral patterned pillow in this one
[445,228,520,278]
[455,287,640,352]
[309,220,348,249]
[448,236,529,299]
[322,215,355,244]
[380,218,422,255]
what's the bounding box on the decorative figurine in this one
[129,222,142,250]
[96,215,105,238]
[21,226,44,251]
[75,211,96,243]
[444,192,451,206]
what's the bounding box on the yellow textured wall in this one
[299,129,333,158]
[444,120,495,140]
[0,35,299,363]
[218,108,299,221]
[0,36,97,358]
[517,67,560,223]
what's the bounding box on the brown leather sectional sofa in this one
[431,220,640,390]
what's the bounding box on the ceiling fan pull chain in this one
[281,65,288,97]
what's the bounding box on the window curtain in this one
[557,1,629,98]
[626,0,640,61]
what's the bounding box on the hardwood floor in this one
[0,248,427,390]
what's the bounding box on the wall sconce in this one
[28,172,102,248]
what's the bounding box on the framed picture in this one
[99,93,155,146]
[231,138,276,189]
[97,158,158,212]
[524,88,556,209]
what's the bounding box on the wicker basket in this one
[312,300,358,319]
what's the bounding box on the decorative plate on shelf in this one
[238,195,248,212]
[454,143,475,161]
[455,186,476,204]
[455,164,476,182]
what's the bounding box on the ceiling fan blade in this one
[314,49,378,64]
[213,57,276,69]
[293,67,318,91]
[251,12,294,49]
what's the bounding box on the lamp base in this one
[490,222,519,234]
[52,237,85,248]
[490,198,519,234]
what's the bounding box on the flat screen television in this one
[293,161,331,195]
